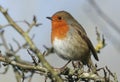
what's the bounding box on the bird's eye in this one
[57,16,62,20]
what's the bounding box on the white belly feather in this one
[53,35,89,60]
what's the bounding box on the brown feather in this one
[71,23,99,61]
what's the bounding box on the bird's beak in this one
[46,17,52,20]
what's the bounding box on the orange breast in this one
[51,20,69,44]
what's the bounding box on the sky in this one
[0,0,120,82]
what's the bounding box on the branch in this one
[0,6,63,82]
[0,56,47,73]
[79,72,105,81]
[60,66,116,82]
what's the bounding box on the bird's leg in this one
[61,60,71,69]
[72,61,83,69]
[72,61,75,68]
[53,60,71,72]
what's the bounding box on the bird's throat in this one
[51,21,69,44]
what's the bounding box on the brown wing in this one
[71,23,99,61]
[82,33,99,61]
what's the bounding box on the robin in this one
[47,11,99,72]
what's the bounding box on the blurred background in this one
[0,0,120,82]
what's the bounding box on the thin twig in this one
[0,30,9,51]
[106,66,114,77]
[28,72,34,82]
[27,49,38,65]
[13,66,22,82]
[0,24,12,29]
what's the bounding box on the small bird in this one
[47,11,99,72]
